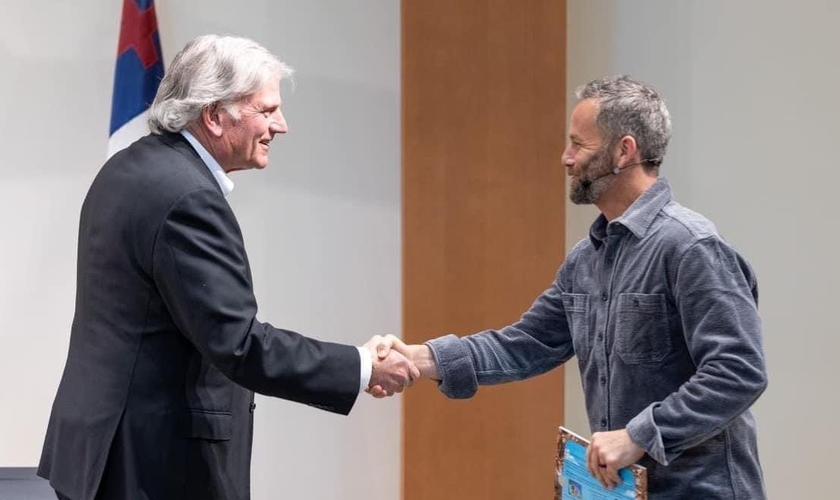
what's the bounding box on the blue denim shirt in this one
[427,178,767,499]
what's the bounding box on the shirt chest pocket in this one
[614,293,671,364]
[561,293,591,361]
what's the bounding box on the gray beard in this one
[569,151,615,205]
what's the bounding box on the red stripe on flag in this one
[117,0,160,70]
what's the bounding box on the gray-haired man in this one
[39,34,416,500]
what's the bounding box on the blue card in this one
[555,427,647,500]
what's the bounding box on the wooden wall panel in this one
[402,1,567,499]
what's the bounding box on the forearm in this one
[426,323,573,399]
[419,271,575,398]
[627,353,766,465]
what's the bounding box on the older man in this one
[38,34,415,500]
[378,75,768,499]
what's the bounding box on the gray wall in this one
[0,2,401,500]
[565,1,840,498]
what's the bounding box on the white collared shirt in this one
[180,130,235,197]
[178,130,371,393]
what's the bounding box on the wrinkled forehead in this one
[240,79,283,107]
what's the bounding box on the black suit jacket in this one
[38,133,361,500]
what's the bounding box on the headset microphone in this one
[611,157,662,174]
[579,158,662,189]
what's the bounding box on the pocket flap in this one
[617,293,666,313]
[561,292,589,312]
[178,409,233,441]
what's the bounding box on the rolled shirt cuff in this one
[425,334,478,399]
[626,403,669,465]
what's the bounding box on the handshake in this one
[362,334,439,398]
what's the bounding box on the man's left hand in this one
[585,429,645,489]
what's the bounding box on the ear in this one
[201,102,225,138]
[614,135,639,167]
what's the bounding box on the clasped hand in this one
[363,334,439,398]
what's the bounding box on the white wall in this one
[0,2,401,500]
[565,1,840,498]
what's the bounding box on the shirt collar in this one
[180,130,234,197]
[588,177,673,247]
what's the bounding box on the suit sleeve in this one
[152,187,360,415]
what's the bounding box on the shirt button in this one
[600,377,606,386]
[600,418,607,428]
[596,331,604,341]
[601,292,608,301]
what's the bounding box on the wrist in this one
[414,345,440,380]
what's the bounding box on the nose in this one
[270,110,288,134]
[561,143,575,168]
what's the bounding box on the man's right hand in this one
[363,335,419,398]
[366,334,440,398]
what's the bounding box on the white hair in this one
[148,34,294,134]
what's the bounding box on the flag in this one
[108,0,164,158]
